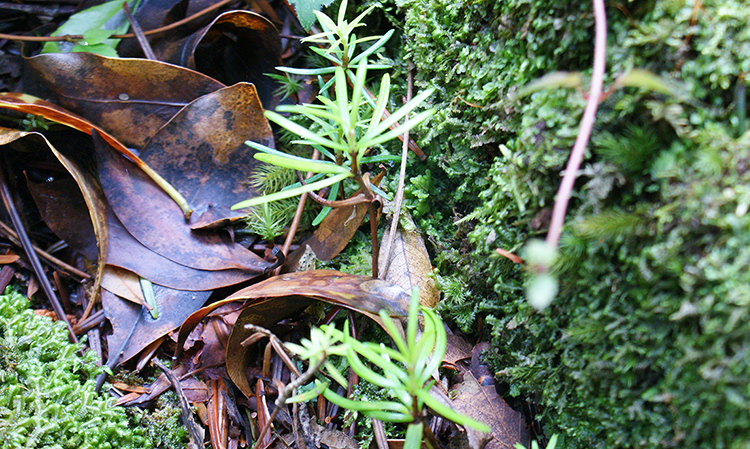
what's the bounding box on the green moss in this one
[127,391,189,449]
[387,0,750,447]
[0,289,148,448]
[0,289,189,448]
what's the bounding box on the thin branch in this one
[0,0,234,43]
[275,149,320,275]
[152,359,204,449]
[369,200,380,279]
[380,70,413,280]
[295,170,370,207]
[0,163,77,342]
[545,0,607,249]
[122,1,156,60]
[0,219,90,280]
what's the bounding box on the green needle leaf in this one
[232,172,351,209]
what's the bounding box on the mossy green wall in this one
[394,0,750,446]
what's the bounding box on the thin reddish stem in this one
[545,0,607,249]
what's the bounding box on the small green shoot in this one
[515,435,559,449]
[286,289,490,449]
[232,0,434,215]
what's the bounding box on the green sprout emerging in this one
[232,0,434,214]
[286,289,490,449]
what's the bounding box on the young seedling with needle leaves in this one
[285,288,491,449]
[232,0,435,271]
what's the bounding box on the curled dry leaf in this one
[106,206,255,290]
[378,211,439,308]
[101,266,146,306]
[102,286,211,365]
[0,127,108,317]
[172,270,411,398]
[0,92,192,217]
[139,82,272,222]
[156,11,283,108]
[93,130,274,273]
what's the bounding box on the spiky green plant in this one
[232,0,434,215]
[286,288,490,449]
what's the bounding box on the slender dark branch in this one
[369,201,380,279]
[0,163,77,342]
[275,149,320,275]
[0,219,90,280]
[0,0,234,42]
[94,306,144,392]
[122,1,156,60]
[0,3,75,16]
[256,350,325,446]
[153,359,204,449]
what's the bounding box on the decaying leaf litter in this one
[0,0,528,448]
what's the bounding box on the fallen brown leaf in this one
[450,343,529,449]
[378,212,439,308]
[25,52,225,149]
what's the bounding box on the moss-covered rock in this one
[391,0,750,447]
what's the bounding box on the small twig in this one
[243,324,302,376]
[372,419,389,449]
[380,71,413,280]
[361,85,426,160]
[0,164,77,342]
[256,355,325,446]
[152,358,204,449]
[275,149,320,275]
[296,171,370,208]
[0,0,234,43]
[0,219,90,280]
[245,324,325,447]
[0,3,75,16]
[122,1,156,60]
[545,0,607,249]
[369,201,380,279]
[94,305,145,392]
[72,308,106,335]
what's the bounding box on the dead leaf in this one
[0,127,108,318]
[0,94,192,218]
[157,11,282,108]
[0,254,19,264]
[93,129,274,273]
[378,211,439,308]
[105,206,256,291]
[101,266,147,306]
[25,52,225,149]
[26,177,99,262]
[139,82,272,222]
[226,295,315,397]
[223,270,412,397]
[102,287,211,364]
[225,270,411,319]
[443,331,474,368]
[449,343,529,449]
